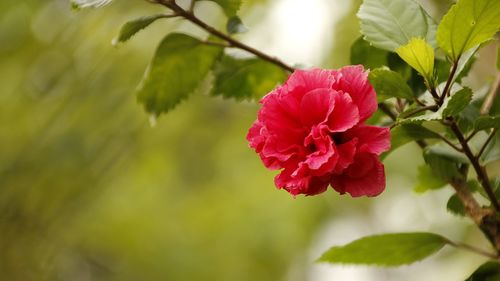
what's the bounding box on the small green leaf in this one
[226,16,248,34]
[211,55,286,101]
[442,87,473,117]
[396,38,435,80]
[71,0,112,8]
[357,0,437,52]
[318,233,447,266]
[423,147,462,181]
[465,262,500,281]
[414,165,447,193]
[475,115,500,131]
[350,37,389,69]
[446,194,465,216]
[113,15,166,45]
[388,124,440,152]
[368,68,413,102]
[197,0,242,17]
[137,33,223,116]
[436,0,500,61]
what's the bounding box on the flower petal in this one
[299,88,336,128]
[331,153,385,197]
[326,91,360,132]
[344,125,391,155]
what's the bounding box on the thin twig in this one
[202,40,230,47]
[154,0,296,72]
[480,72,500,115]
[447,239,499,260]
[477,129,498,160]
[401,105,438,118]
[378,103,397,120]
[449,120,500,212]
[438,57,461,106]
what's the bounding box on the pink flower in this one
[247,66,390,197]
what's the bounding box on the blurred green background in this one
[0,0,495,280]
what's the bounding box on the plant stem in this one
[449,120,500,212]
[446,239,499,260]
[438,58,460,106]
[480,72,500,115]
[401,105,438,118]
[154,0,296,72]
[477,129,498,160]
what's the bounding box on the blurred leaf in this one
[71,0,112,8]
[423,147,462,181]
[197,0,242,17]
[211,55,286,101]
[357,0,437,51]
[113,15,167,45]
[396,38,435,80]
[318,233,447,266]
[498,47,500,70]
[414,165,447,193]
[446,194,465,216]
[465,262,500,281]
[436,0,500,61]
[226,16,248,34]
[350,37,388,69]
[425,143,468,164]
[475,115,500,131]
[368,68,413,102]
[443,87,472,117]
[458,103,481,134]
[388,124,440,153]
[137,33,223,115]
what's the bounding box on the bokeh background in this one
[0,0,497,280]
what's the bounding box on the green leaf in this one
[388,124,440,153]
[497,47,500,70]
[465,262,500,281]
[368,68,414,102]
[350,37,389,69]
[475,115,500,131]
[442,87,473,117]
[446,194,466,216]
[197,0,242,17]
[423,147,462,181]
[226,16,248,34]
[396,38,435,80]
[113,15,166,45]
[414,165,447,193]
[71,0,112,8]
[357,0,437,52]
[137,33,223,116]
[318,233,447,266]
[211,55,286,101]
[436,0,500,61]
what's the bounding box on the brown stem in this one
[446,239,499,260]
[477,129,498,160]
[449,120,500,212]
[438,58,460,106]
[480,72,500,115]
[155,0,296,72]
[402,105,438,118]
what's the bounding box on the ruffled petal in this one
[331,153,385,197]
[326,91,360,132]
[330,65,377,122]
[344,125,391,155]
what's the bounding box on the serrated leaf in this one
[211,55,286,101]
[350,37,389,69]
[396,38,434,80]
[447,194,466,216]
[357,0,437,52]
[436,0,500,61]
[137,33,223,116]
[414,164,447,193]
[113,15,166,45]
[318,233,447,266]
[475,115,500,131]
[197,0,242,17]
[442,87,473,117]
[368,68,413,102]
[71,0,112,8]
[465,262,500,281]
[226,16,248,34]
[388,124,440,153]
